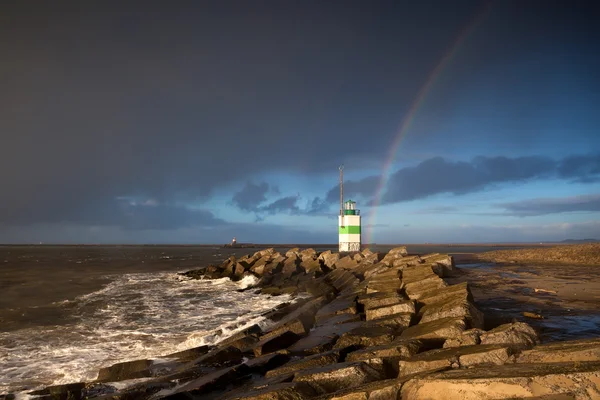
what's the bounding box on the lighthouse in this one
[338,165,361,252]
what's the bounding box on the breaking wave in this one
[0,272,291,394]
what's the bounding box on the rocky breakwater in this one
[15,247,600,400]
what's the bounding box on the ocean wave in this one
[0,271,291,394]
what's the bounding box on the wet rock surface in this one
[14,246,600,400]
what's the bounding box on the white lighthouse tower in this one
[338,165,361,252]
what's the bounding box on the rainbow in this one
[365,3,493,245]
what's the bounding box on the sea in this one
[0,243,558,395]
[0,245,318,395]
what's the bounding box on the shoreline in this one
[6,245,600,399]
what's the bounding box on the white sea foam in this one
[0,272,291,395]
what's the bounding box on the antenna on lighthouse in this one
[339,165,344,227]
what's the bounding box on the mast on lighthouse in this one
[338,165,362,252]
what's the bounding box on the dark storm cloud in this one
[0,195,226,230]
[499,194,600,217]
[321,154,600,205]
[558,154,600,183]
[381,155,555,203]
[0,0,487,229]
[1,0,598,240]
[231,182,272,211]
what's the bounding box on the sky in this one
[1,0,599,244]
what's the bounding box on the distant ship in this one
[222,237,256,248]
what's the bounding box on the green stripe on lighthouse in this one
[339,226,361,234]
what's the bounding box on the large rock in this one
[293,361,385,395]
[362,312,413,330]
[417,282,473,307]
[318,251,340,269]
[365,301,415,321]
[400,361,600,400]
[243,350,291,374]
[346,339,422,363]
[253,331,302,357]
[363,263,390,280]
[443,329,484,348]
[321,378,404,400]
[358,292,406,310]
[517,337,600,363]
[226,382,318,399]
[334,256,359,271]
[300,259,322,275]
[333,325,397,350]
[96,359,153,382]
[286,248,301,258]
[265,350,342,378]
[479,322,540,349]
[398,344,516,377]
[418,297,484,329]
[261,296,328,341]
[404,276,448,300]
[158,364,250,399]
[191,345,244,368]
[400,317,466,344]
[163,345,211,361]
[314,296,357,323]
[29,382,86,400]
[281,256,300,277]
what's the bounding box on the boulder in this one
[330,271,360,292]
[517,337,600,363]
[293,361,385,395]
[398,344,516,377]
[388,246,408,256]
[300,259,322,275]
[243,350,292,374]
[404,276,448,300]
[321,378,403,400]
[158,364,250,399]
[192,345,244,368]
[443,329,484,348]
[28,382,86,400]
[346,339,422,363]
[400,317,466,344]
[314,296,357,323]
[261,296,328,341]
[163,344,211,361]
[300,248,317,261]
[333,325,397,350]
[265,350,342,378]
[418,297,484,329]
[358,292,407,310]
[96,359,153,382]
[281,256,300,276]
[318,251,340,269]
[226,382,318,399]
[362,312,413,330]
[286,248,301,258]
[334,256,359,270]
[288,319,363,356]
[417,282,473,307]
[253,331,302,357]
[365,301,416,321]
[363,263,390,279]
[400,361,600,400]
[479,322,540,349]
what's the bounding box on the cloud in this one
[320,154,600,207]
[498,194,600,217]
[558,154,600,183]
[231,182,272,211]
[381,155,555,204]
[0,195,227,231]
